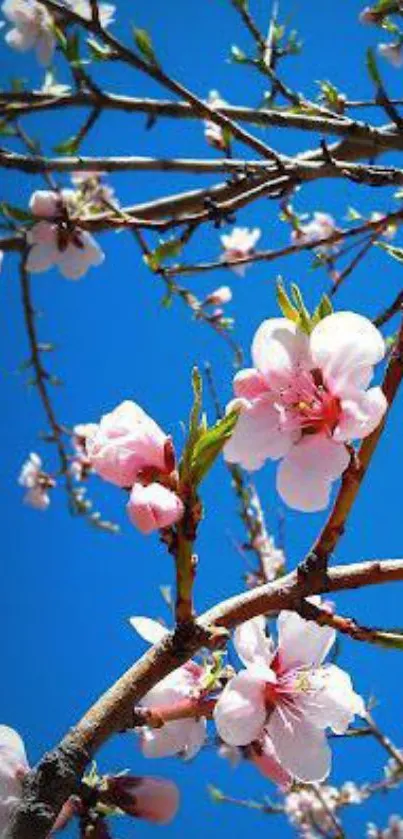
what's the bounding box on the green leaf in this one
[311,293,333,327]
[207,785,225,804]
[376,241,403,262]
[346,206,362,221]
[366,47,383,86]
[87,37,113,60]
[53,136,80,155]
[190,408,240,485]
[66,31,81,65]
[276,277,299,322]
[0,202,34,222]
[144,238,183,271]
[0,121,17,137]
[133,27,158,65]
[230,45,248,63]
[290,282,311,333]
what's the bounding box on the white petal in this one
[129,617,169,645]
[310,312,385,395]
[334,387,387,442]
[234,616,274,669]
[276,435,350,512]
[300,665,365,734]
[277,610,335,670]
[141,718,204,759]
[26,243,57,273]
[252,319,311,387]
[267,709,331,782]
[224,396,293,471]
[213,671,266,746]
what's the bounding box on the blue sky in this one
[1,0,403,836]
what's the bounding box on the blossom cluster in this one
[1,0,115,65]
[82,400,185,533]
[131,606,364,786]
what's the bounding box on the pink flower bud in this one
[86,401,170,488]
[50,797,82,834]
[103,776,179,825]
[126,482,184,533]
[205,286,232,306]
[29,190,60,219]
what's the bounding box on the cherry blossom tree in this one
[2,1,403,838]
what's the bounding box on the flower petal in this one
[252,319,311,387]
[224,396,294,471]
[129,617,169,645]
[214,671,266,746]
[267,709,331,782]
[277,610,335,670]
[276,434,350,512]
[334,387,387,442]
[310,312,385,394]
[300,664,365,734]
[234,616,274,669]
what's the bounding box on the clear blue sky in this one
[1,1,403,836]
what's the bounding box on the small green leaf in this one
[207,785,225,803]
[376,241,403,262]
[0,121,17,137]
[366,48,383,86]
[290,283,311,333]
[311,294,333,326]
[87,37,113,60]
[53,136,80,155]
[346,206,362,221]
[0,202,34,222]
[230,45,248,63]
[190,408,240,485]
[133,27,158,65]
[276,277,299,322]
[144,238,183,271]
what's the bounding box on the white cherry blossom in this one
[130,617,206,759]
[0,726,29,835]
[220,227,261,276]
[214,610,365,782]
[2,0,55,65]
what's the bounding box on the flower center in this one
[279,368,341,436]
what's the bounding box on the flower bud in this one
[126,482,184,533]
[102,775,179,825]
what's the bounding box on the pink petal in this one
[127,483,184,534]
[26,243,58,274]
[310,312,385,395]
[107,776,179,824]
[334,387,387,442]
[276,434,350,512]
[214,671,266,746]
[29,191,59,218]
[234,616,274,669]
[233,368,270,400]
[267,709,331,782]
[277,610,335,671]
[224,396,293,471]
[27,220,56,245]
[251,735,292,789]
[251,319,311,388]
[141,719,205,759]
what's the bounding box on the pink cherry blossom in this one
[204,90,228,150]
[0,725,29,835]
[130,617,206,759]
[26,190,104,280]
[127,482,184,534]
[205,285,233,306]
[359,7,378,23]
[224,312,387,511]
[220,227,261,276]
[292,212,337,249]
[2,0,55,65]
[85,401,171,488]
[104,775,179,824]
[18,452,54,510]
[214,610,364,783]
